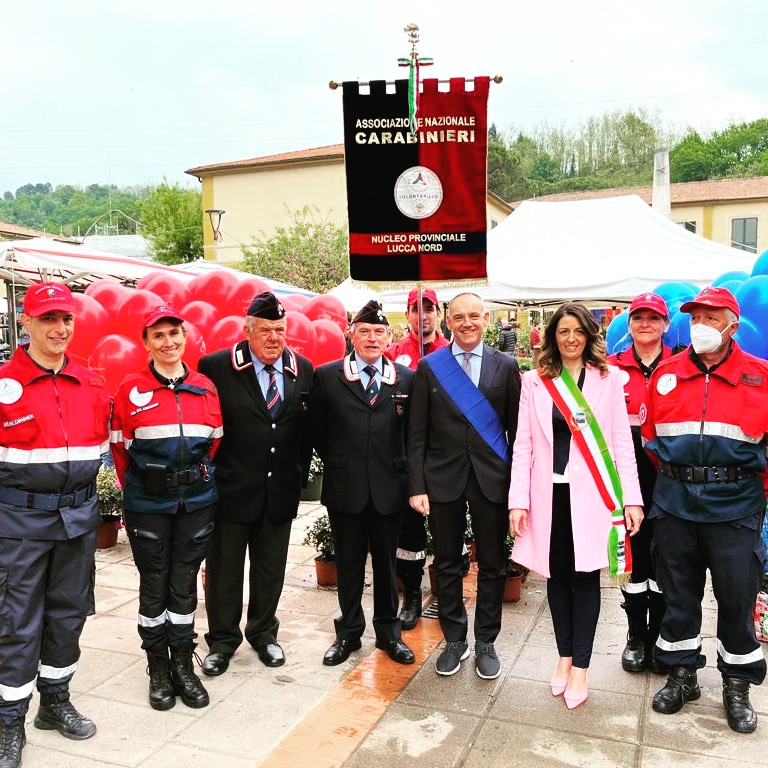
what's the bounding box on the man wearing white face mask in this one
[642,286,768,734]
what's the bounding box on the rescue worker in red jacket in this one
[111,306,222,712]
[642,286,767,733]
[384,289,450,630]
[0,283,111,768]
[607,292,673,675]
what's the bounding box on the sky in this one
[2,0,767,194]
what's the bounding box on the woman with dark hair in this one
[509,302,643,709]
[111,306,222,712]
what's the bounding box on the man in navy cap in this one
[643,286,767,733]
[198,292,314,676]
[311,300,416,667]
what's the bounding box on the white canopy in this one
[480,195,756,305]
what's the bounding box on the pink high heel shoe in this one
[563,675,589,710]
[550,675,568,696]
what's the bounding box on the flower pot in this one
[301,474,323,501]
[503,572,523,603]
[314,556,337,587]
[97,520,119,549]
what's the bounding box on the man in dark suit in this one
[197,292,313,676]
[311,300,416,667]
[409,292,521,679]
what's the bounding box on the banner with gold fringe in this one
[342,77,490,284]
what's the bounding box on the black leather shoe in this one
[34,697,96,740]
[723,678,758,733]
[375,639,415,665]
[202,652,231,677]
[652,666,700,714]
[323,638,362,666]
[256,643,285,667]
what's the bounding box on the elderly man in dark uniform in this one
[409,292,521,680]
[311,300,415,666]
[0,283,111,768]
[198,292,314,676]
[643,286,767,733]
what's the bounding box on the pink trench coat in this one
[508,366,642,578]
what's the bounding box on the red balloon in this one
[88,334,149,396]
[136,271,167,291]
[188,271,239,313]
[85,279,130,311]
[207,315,244,353]
[224,277,273,318]
[115,289,164,343]
[138,273,192,309]
[311,319,346,366]
[180,300,221,339]
[286,293,311,309]
[182,322,206,370]
[278,296,302,313]
[303,294,348,335]
[69,293,110,361]
[285,310,317,360]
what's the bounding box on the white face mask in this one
[690,322,733,354]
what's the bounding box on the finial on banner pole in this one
[397,23,432,133]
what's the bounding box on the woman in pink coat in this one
[509,303,643,710]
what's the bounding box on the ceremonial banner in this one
[342,77,490,283]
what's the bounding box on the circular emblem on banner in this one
[394,166,443,219]
[656,373,677,395]
[0,378,23,404]
[129,386,153,408]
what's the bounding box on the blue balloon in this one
[664,312,690,350]
[605,313,630,355]
[718,280,745,295]
[749,249,768,277]
[652,281,700,306]
[734,316,768,360]
[734,276,768,325]
[713,270,750,285]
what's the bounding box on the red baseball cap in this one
[680,286,740,317]
[629,292,669,318]
[407,288,439,308]
[143,305,185,329]
[23,282,76,317]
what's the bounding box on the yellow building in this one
[186,144,513,266]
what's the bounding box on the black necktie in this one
[364,365,379,405]
[264,364,282,417]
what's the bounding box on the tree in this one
[241,206,349,293]
[138,183,203,264]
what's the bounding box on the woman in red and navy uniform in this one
[607,293,673,675]
[111,306,222,712]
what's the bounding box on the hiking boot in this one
[34,694,97,740]
[147,645,176,711]
[0,718,25,768]
[170,643,209,708]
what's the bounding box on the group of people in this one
[0,280,765,768]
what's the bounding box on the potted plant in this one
[301,450,324,501]
[96,464,123,549]
[303,512,336,587]
[503,532,523,603]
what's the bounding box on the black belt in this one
[137,466,207,488]
[659,463,755,483]
[0,483,96,511]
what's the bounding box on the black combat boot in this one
[652,666,700,714]
[170,643,209,708]
[646,590,667,675]
[146,644,176,711]
[722,678,758,733]
[0,718,26,768]
[399,589,423,630]
[620,596,648,673]
[34,691,97,739]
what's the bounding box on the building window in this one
[680,220,696,233]
[731,217,758,253]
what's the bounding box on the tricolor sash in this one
[541,369,632,583]
[425,347,509,464]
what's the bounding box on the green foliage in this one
[96,465,123,520]
[303,513,335,562]
[0,183,146,237]
[241,206,349,293]
[483,324,500,348]
[138,182,203,264]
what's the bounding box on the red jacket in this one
[384,332,449,370]
[642,342,768,521]
[111,366,222,515]
[0,346,111,539]
[608,345,674,427]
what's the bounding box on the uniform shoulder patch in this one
[741,372,763,386]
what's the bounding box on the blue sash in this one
[425,347,510,463]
